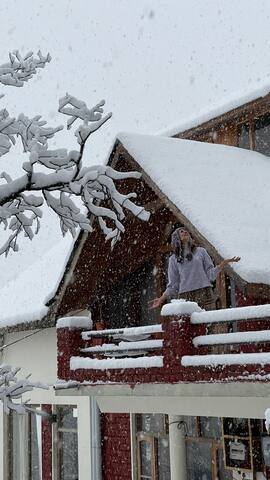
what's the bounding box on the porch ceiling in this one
[55,381,270,418]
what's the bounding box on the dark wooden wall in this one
[57,150,178,318]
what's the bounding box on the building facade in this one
[3,91,270,479]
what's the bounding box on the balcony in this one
[57,301,270,386]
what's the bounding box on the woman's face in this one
[178,228,190,242]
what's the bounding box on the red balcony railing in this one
[57,303,270,385]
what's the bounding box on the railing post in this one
[162,314,194,381]
[57,317,92,381]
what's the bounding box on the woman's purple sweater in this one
[165,247,219,297]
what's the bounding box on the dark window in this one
[101,261,158,329]
[237,123,250,150]
[237,112,270,156]
[254,113,270,155]
[223,417,249,437]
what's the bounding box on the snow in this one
[81,339,163,353]
[70,355,163,370]
[159,82,270,137]
[193,330,270,347]
[82,324,162,340]
[182,352,270,367]
[56,316,92,329]
[161,299,203,316]
[0,234,73,328]
[117,133,270,285]
[191,304,270,324]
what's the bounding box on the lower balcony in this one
[57,301,270,385]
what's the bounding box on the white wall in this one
[2,328,57,384]
[0,328,94,480]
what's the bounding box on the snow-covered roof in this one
[158,83,270,137]
[0,235,73,329]
[117,132,270,285]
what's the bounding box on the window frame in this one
[237,110,270,153]
[136,433,157,480]
[6,406,42,480]
[52,404,79,480]
[135,414,170,480]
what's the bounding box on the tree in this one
[0,50,150,413]
[0,50,150,256]
[0,364,47,414]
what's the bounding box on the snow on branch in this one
[0,52,150,254]
[0,50,51,87]
[0,364,47,414]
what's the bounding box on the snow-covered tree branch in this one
[0,50,51,88]
[0,51,150,255]
[0,364,47,415]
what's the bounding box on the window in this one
[136,414,170,480]
[254,113,270,155]
[237,123,250,150]
[183,416,233,480]
[200,416,222,439]
[54,406,78,480]
[6,408,42,480]
[186,439,213,480]
[101,261,158,329]
[237,112,270,155]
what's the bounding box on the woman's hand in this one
[219,256,241,269]
[148,297,164,310]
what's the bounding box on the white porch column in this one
[169,415,187,480]
[77,397,93,480]
[90,398,102,480]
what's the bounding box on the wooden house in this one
[2,90,270,479]
[54,91,270,480]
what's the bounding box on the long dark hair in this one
[171,226,197,263]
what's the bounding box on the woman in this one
[149,226,240,311]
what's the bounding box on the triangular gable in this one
[116,133,270,289]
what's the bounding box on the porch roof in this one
[117,132,270,286]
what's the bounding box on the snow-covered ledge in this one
[191,303,270,324]
[161,299,203,317]
[56,315,93,329]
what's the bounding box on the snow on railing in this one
[182,352,270,368]
[81,324,162,340]
[57,301,270,384]
[75,323,164,370]
[81,339,163,354]
[191,304,270,324]
[193,330,270,347]
[70,355,163,371]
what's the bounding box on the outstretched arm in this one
[218,256,241,270]
[149,256,180,310]
[203,249,241,282]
